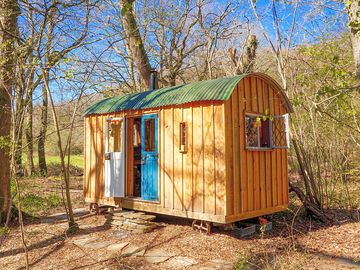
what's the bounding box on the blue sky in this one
[25,0,349,104]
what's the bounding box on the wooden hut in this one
[83,73,293,225]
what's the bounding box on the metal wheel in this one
[192,219,212,234]
[89,203,99,215]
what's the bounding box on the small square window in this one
[245,114,271,149]
[179,122,187,152]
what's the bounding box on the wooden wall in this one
[84,74,290,223]
[84,102,228,223]
[160,102,227,217]
[84,112,126,206]
[224,75,289,223]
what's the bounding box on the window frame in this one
[272,114,290,149]
[105,117,124,154]
[245,112,273,151]
[179,122,187,153]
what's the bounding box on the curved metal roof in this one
[84,73,292,116]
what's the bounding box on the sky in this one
[21,0,349,104]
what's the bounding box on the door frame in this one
[124,112,161,203]
[104,117,126,198]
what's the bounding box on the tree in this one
[345,0,360,80]
[120,0,152,88]
[0,0,19,222]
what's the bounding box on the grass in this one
[18,193,63,216]
[35,155,83,169]
[23,154,84,170]
[234,252,250,270]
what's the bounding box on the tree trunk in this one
[346,0,360,81]
[350,27,360,81]
[0,0,19,223]
[120,0,151,89]
[38,85,48,176]
[245,35,258,73]
[14,125,22,175]
[25,98,34,176]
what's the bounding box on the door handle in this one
[105,153,111,160]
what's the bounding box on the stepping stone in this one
[121,245,146,257]
[144,249,175,264]
[112,230,129,238]
[82,240,113,249]
[72,236,97,247]
[106,242,129,252]
[167,256,197,268]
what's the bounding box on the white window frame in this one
[271,113,290,149]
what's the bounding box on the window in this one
[272,114,290,149]
[245,114,271,149]
[179,122,187,152]
[245,113,289,150]
[144,118,156,152]
[107,119,122,153]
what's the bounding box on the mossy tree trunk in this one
[0,0,19,223]
[346,0,360,81]
[120,0,151,89]
[38,85,48,176]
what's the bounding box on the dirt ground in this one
[1,176,359,270]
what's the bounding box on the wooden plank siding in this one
[83,74,289,223]
[84,102,228,222]
[224,75,289,222]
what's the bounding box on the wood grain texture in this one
[223,75,290,220]
[83,74,290,223]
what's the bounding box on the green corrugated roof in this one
[84,74,247,116]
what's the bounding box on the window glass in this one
[108,120,122,152]
[245,116,259,147]
[272,115,289,148]
[260,118,270,147]
[180,122,186,151]
[144,118,155,152]
[245,115,270,149]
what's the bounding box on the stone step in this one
[107,213,156,221]
[105,210,158,233]
[109,223,157,233]
[107,216,156,223]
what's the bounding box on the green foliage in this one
[234,252,250,270]
[0,226,10,237]
[121,2,132,16]
[0,135,11,152]
[296,33,357,115]
[291,32,360,210]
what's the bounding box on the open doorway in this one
[127,114,159,201]
[133,117,142,197]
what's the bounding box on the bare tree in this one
[249,0,299,90]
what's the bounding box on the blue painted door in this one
[141,114,159,201]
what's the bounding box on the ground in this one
[1,174,359,270]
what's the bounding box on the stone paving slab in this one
[144,249,175,264]
[71,236,98,247]
[106,242,129,252]
[121,245,147,257]
[82,240,113,249]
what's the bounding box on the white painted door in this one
[104,118,125,197]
